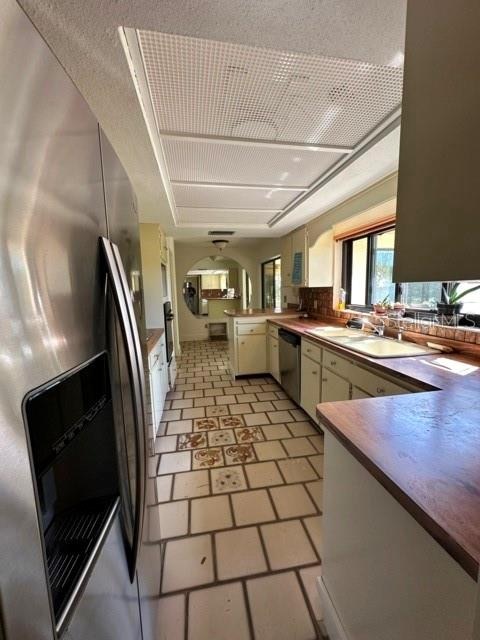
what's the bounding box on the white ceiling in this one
[19,0,407,242]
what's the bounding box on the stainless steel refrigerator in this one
[0,2,160,638]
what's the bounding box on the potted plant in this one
[373,295,392,315]
[437,282,480,316]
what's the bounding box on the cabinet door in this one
[237,334,267,375]
[268,335,280,382]
[321,369,351,402]
[301,355,321,421]
[281,235,292,287]
[351,385,371,399]
[291,227,307,286]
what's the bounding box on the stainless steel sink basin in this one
[305,327,435,358]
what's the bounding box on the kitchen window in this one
[262,257,282,309]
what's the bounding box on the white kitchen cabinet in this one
[281,233,293,287]
[237,334,267,375]
[301,354,321,421]
[148,336,169,439]
[351,386,372,400]
[268,334,280,382]
[321,368,351,403]
[281,227,307,288]
[349,365,410,398]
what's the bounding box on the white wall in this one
[175,238,281,341]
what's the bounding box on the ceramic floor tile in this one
[308,454,324,477]
[255,391,277,401]
[299,565,323,621]
[253,440,287,461]
[216,527,267,580]
[173,470,210,499]
[288,421,318,437]
[229,403,252,415]
[261,423,291,440]
[223,443,256,465]
[235,393,257,403]
[251,400,275,413]
[204,388,225,397]
[184,390,204,399]
[219,415,245,428]
[171,399,194,409]
[208,429,235,447]
[166,391,183,400]
[270,484,316,519]
[155,435,177,454]
[193,417,219,432]
[167,420,193,435]
[148,455,159,478]
[216,394,236,405]
[247,572,316,640]
[290,409,310,422]
[261,520,316,570]
[305,480,323,511]
[194,397,215,407]
[243,412,269,426]
[192,447,225,470]
[231,489,276,526]
[282,437,317,458]
[162,409,181,422]
[183,407,206,419]
[211,465,247,493]
[157,594,185,640]
[309,434,325,453]
[159,451,191,475]
[156,475,173,502]
[158,500,189,539]
[272,399,297,410]
[245,461,284,488]
[162,535,214,593]
[206,405,229,417]
[190,495,233,533]
[178,432,208,450]
[278,458,318,483]
[303,515,323,555]
[188,583,250,640]
[268,410,295,423]
[234,426,264,443]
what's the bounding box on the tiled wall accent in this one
[299,287,334,317]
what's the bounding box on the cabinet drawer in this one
[301,339,322,363]
[349,366,409,397]
[268,324,279,338]
[322,348,352,380]
[237,322,266,335]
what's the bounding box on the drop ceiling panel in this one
[138,30,403,147]
[172,184,301,209]
[177,208,274,225]
[162,138,342,187]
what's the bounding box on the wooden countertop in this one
[269,316,480,580]
[145,327,164,355]
[224,308,300,318]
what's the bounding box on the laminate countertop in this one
[145,328,164,355]
[269,316,480,580]
[224,308,300,318]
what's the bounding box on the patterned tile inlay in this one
[224,444,256,464]
[178,433,207,450]
[211,466,247,493]
[208,429,236,447]
[193,417,219,431]
[155,340,325,639]
[192,447,225,469]
[219,415,245,428]
[235,426,264,443]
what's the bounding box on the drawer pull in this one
[241,342,245,345]
[322,378,327,382]
[377,387,385,394]
[312,370,317,375]
[330,360,337,366]
[306,348,311,353]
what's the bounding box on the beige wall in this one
[140,223,165,328]
[175,238,281,341]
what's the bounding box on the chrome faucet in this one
[362,318,385,337]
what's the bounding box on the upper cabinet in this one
[394,0,480,283]
[281,227,307,287]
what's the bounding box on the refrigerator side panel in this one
[0,2,107,638]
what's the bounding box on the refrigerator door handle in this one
[100,237,146,582]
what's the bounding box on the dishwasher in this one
[278,329,301,403]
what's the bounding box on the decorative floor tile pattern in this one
[153,340,326,638]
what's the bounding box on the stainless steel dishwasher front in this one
[278,329,301,403]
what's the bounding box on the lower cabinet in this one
[237,334,267,375]
[321,368,351,403]
[148,337,169,439]
[351,385,372,399]
[301,354,321,421]
[268,335,280,382]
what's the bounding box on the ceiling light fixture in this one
[212,239,229,251]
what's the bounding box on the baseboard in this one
[317,577,349,640]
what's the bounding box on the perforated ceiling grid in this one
[136,29,403,227]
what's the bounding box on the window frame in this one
[261,256,282,309]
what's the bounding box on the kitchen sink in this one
[305,327,436,358]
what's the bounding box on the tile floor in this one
[151,340,325,640]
